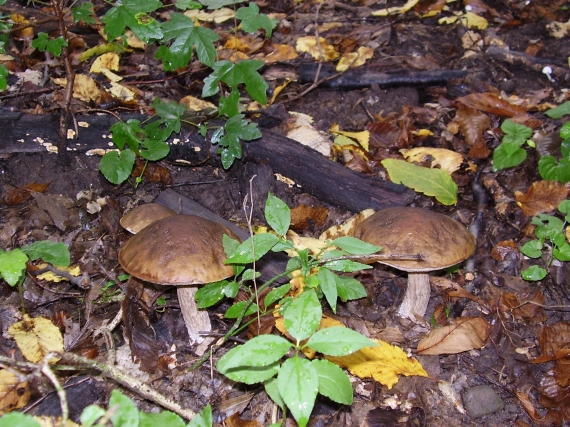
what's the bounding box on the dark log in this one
[0,112,413,212]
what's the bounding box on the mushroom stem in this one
[397,272,431,319]
[177,286,211,344]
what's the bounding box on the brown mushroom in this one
[118,214,240,351]
[119,203,177,234]
[353,207,476,320]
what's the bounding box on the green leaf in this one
[335,276,367,302]
[199,0,246,10]
[224,301,258,318]
[545,101,570,119]
[72,2,97,24]
[318,268,338,313]
[381,159,458,205]
[501,119,532,144]
[264,283,291,308]
[219,360,280,384]
[538,156,570,184]
[0,413,41,427]
[560,122,570,140]
[305,327,377,356]
[139,411,185,427]
[188,405,212,427]
[277,357,319,427]
[520,240,542,258]
[558,200,570,215]
[148,98,187,139]
[311,359,353,405]
[521,265,547,281]
[80,405,106,427]
[225,233,280,264]
[211,115,261,169]
[101,0,163,43]
[492,143,527,171]
[553,243,570,262]
[109,389,139,427]
[99,149,136,185]
[322,252,371,272]
[202,60,268,104]
[264,377,286,413]
[218,89,240,117]
[22,241,70,266]
[176,0,203,10]
[157,13,219,70]
[195,280,231,308]
[283,290,321,342]
[236,2,278,37]
[217,335,292,371]
[139,139,170,161]
[0,249,28,286]
[265,193,291,236]
[330,236,381,255]
[111,120,145,152]
[0,64,8,91]
[32,33,68,57]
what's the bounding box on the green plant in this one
[0,390,212,427]
[492,119,534,171]
[195,193,382,427]
[0,241,70,287]
[519,200,570,281]
[537,120,570,183]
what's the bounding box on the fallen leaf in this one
[400,147,463,174]
[455,104,491,158]
[106,82,136,101]
[295,36,339,61]
[290,204,329,231]
[90,52,120,73]
[35,264,81,282]
[330,123,370,152]
[516,390,565,426]
[534,322,570,362]
[327,339,428,389]
[319,209,375,241]
[2,182,50,206]
[515,181,569,216]
[285,112,332,157]
[458,92,527,117]
[371,0,420,16]
[336,46,375,72]
[8,314,64,363]
[261,44,299,63]
[184,8,235,23]
[10,14,33,41]
[52,74,101,103]
[439,11,488,30]
[498,290,546,323]
[417,317,490,355]
[0,370,30,415]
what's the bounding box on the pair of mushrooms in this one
[118,204,239,352]
[352,207,476,319]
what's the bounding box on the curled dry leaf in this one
[417,317,490,355]
[491,240,518,261]
[498,290,546,323]
[457,92,528,117]
[515,390,565,426]
[532,322,570,363]
[515,180,569,216]
[455,103,491,159]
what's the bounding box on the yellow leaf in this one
[37,264,80,283]
[439,11,488,30]
[0,370,30,414]
[52,74,101,103]
[8,314,64,363]
[400,147,463,174]
[336,46,375,72]
[34,416,81,427]
[319,209,375,241]
[184,8,235,24]
[180,95,217,112]
[107,82,136,101]
[330,123,370,152]
[295,36,339,61]
[327,339,428,389]
[371,0,420,17]
[263,44,299,64]
[90,52,120,73]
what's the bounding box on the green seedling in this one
[492,119,533,171]
[519,200,570,281]
[0,241,70,287]
[537,121,570,183]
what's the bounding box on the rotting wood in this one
[0,112,414,212]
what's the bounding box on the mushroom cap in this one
[120,203,177,234]
[353,207,476,272]
[118,214,240,285]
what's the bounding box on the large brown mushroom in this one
[353,207,476,320]
[118,214,240,350]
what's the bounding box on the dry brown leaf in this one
[430,276,480,302]
[262,44,299,63]
[225,413,263,427]
[498,290,546,322]
[0,370,30,415]
[491,240,518,261]
[458,92,527,117]
[327,339,428,389]
[2,182,50,206]
[8,314,64,363]
[290,204,329,231]
[455,103,491,158]
[515,180,570,216]
[515,390,565,426]
[417,317,490,355]
[295,36,339,61]
[367,121,404,149]
[535,322,570,362]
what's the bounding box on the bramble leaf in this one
[236,2,278,37]
[102,0,162,43]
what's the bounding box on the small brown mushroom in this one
[118,214,240,351]
[119,203,177,234]
[353,207,476,320]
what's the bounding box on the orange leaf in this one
[455,103,491,158]
[2,182,50,206]
[417,317,490,355]
[515,180,569,216]
[458,92,527,117]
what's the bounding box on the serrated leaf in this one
[236,2,278,37]
[99,149,136,184]
[21,241,70,266]
[0,249,28,286]
[224,301,258,318]
[202,60,268,104]
[278,357,319,427]
[265,193,291,236]
[8,314,64,363]
[148,98,187,139]
[283,290,321,342]
[217,335,292,371]
[318,268,338,313]
[311,359,353,405]
[327,339,428,390]
[32,33,68,57]
[102,0,162,43]
[225,233,280,263]
[72,2,97,24]
[381,159,458,205]
[305,326,377,356]
[157,13,219,69]
[330,236,381,255]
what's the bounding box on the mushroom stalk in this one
[177,286,211,343]
[397,272,431,319]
